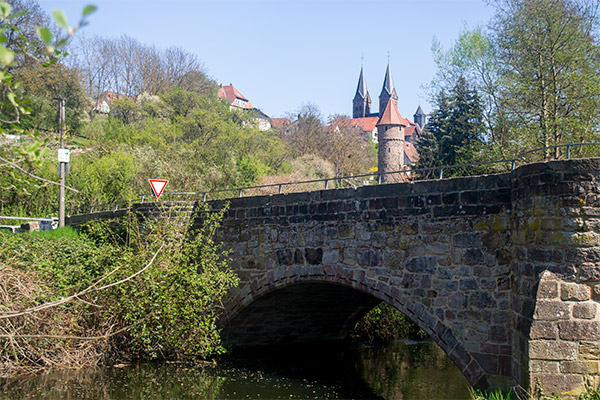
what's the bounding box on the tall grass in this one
[27,226,79,239]
[469,386,600,400]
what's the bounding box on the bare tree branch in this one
[0,242,164,319]
[0,155,80,193]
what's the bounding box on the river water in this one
[0,340,470,399]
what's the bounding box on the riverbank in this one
[0,209,238,377]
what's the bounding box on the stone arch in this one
[220,264,489,389]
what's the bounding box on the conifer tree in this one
[418,77,484,172]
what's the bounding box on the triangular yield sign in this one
[149,179,168,200]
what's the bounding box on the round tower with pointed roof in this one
[377,98,405,183]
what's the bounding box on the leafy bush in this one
[0,205,238,375]
[350,303,426,343]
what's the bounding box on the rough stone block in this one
[594,284,600,300]
[529,340,577,361]
[573,302,597,319]
[558,321,600,340]
[561,282,591,301]
[453,232,481,247]
[473,352,498,374]
[559,361,600,374]
[460,278,479,290]
[464,248,485,265]
[580,264,600,282]
[533,301,570,320]
[529,374,584,396]
[470,292,497,309]
[537,279,558,299]
[405,256,436,273]
[530,321,558,339]
[322,250,340,265]
[304,248,323,265]
[530,360,560,373]
[356,249,382,267]
[580,341,600,360]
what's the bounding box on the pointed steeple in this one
[379,61,398,117]
[381,62,395,96]
[353,65,371,118]
[355,66,368,99]
[414,105,426,129]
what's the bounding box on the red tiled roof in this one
[332,116,378,132]
[270,118,291,129]
[95,91,129,106]
[217,84,254,109]
[405,141,419,164]
[377,99,405,126]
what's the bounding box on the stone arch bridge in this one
[67,159,600,395]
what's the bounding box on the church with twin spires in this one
[349,62,425,182]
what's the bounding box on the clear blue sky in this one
[37,0,494,121]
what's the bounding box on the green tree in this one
[431,0,600,161]
[420,77,484,174]
[16,62,91,133]
[492,0,600,159]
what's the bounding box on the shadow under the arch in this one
[219,281,472,399]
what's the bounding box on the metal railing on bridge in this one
[67,142,600,216]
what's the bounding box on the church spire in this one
[379,61,398,117]
[356,65,368,99]
[353,65,371,118]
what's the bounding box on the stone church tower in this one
[377,98,405,183]
[352,66,371,118]
[379,62,398,118]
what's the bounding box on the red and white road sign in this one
[149,179,168,200]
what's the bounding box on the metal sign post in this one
[54,98,66,228]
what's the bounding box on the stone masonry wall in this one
[207,173,514,389]
[511,160,600,397]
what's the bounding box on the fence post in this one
[438,168,444,180]
[203,192,207,202]
[141,196,145,204]
[238,189,243,197]
[324,180,328,190]
[378,174,382,184]
[566,144,571,160]
[278,184,283,194]
[511,160,515,171]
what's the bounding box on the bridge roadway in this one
[67,159,600,396]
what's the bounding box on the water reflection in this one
[0,340,470,399]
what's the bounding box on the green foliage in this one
[418,76,485,176]
[0,206,239,372]
[430,0,600,160]
[469,387,515,400]
[27,225,78,238]
[351,303,426,343]
[85,205,239,360]
[577,388,600,400]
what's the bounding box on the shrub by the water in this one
[0,205,238,376]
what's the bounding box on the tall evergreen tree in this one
[418,76,484,172]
